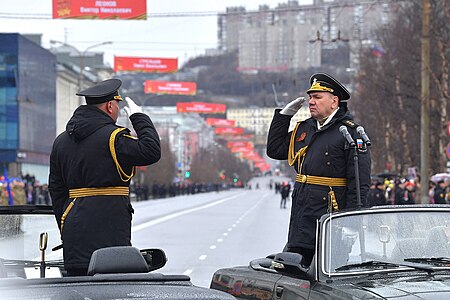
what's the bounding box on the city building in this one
[227,106,310,146]
[0,33,56,183]
[218,0,396,72]
[117,106,215,179]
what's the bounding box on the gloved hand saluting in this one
[123,97,143,117]
[280,96,306,116]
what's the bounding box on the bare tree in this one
[354,0,449,175]
[142,138,176,186]
[190,145,252,184]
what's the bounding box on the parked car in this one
[0,205,234,299]
[210,205,450,299]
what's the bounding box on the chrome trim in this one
[320,206,450,277]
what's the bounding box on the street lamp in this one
[50,40,112,90]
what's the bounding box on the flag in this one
[371,44,386,57]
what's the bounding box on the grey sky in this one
[1,0,312,67]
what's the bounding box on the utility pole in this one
[420,0,430,204]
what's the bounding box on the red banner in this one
[177,102,226,114]
[255,163,271,172]
[114,56,178,73]
[145,81,196,95]
[227,141,253,149]
[53,0,146,20]
[215,127,244,135]
[220,134,255,141]
[206,118,236,127]
[230,146,253,153]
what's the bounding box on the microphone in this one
[356,126,371,146]
[339,125,355,146]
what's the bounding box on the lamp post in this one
[79,41,113,89]
[50,40,112,90]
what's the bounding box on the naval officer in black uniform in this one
[267,73,371,265]
[49,78,161,276]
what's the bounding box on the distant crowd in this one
[269,176,450,208]
[0,174,236,205]
[366,177,450,206]
[131,182,233,201]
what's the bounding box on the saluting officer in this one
[267,73,371,265]
[49,79,161,276]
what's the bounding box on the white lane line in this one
[209,245,216,249]
[132,193,243,232]
[223,233,228,236]
[232,224,237,227]
[199,255,207,260]
[227,228,232,231]
[217,238,223,242]
[183,269,193,276]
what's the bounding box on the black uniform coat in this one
[433,186,447,204]
[366,187,387,207]
[267,106,371,249]
[49,105,161,270]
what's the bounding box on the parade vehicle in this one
[210,205,450,299]
[0,205,235,299]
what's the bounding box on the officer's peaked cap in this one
[306,73,350,100]
[76,78,123,105]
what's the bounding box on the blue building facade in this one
[0,33,56,182]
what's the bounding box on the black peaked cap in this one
[76,78,123,105]
[306,73,350,100]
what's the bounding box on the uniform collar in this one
[316,107,339,130]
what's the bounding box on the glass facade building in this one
[0,34,56,181]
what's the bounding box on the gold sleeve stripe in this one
[123,134,138,140]
[109,128,136,182]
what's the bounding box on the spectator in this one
[367,181,387,207]
[280,182,291,209]
[433,180,447,204]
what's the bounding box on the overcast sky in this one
[1,0,313,67]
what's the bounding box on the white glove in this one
[280,96,306,116]
[123,97,143,117]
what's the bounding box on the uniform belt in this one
[295,174,347,187]
[69,186,129,198]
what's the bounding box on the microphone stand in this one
[351,143,365,261]
[353,144,362,208]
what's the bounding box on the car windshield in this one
[0,212,62,262]
[322,208,450,275]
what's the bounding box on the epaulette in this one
[341,119,359,128]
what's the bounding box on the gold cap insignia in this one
[307,81,334,93]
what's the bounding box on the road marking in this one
[209,245,216,249]
[132,193,244,232]
[199,255,207,260]
[215,192,271,244]
[232,224,237,227]
[217,238,223,242]
[184,269,193,275]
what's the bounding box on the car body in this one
[0,205,234,299]
[210,205,450,299]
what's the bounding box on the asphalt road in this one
[131,176,291,287]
